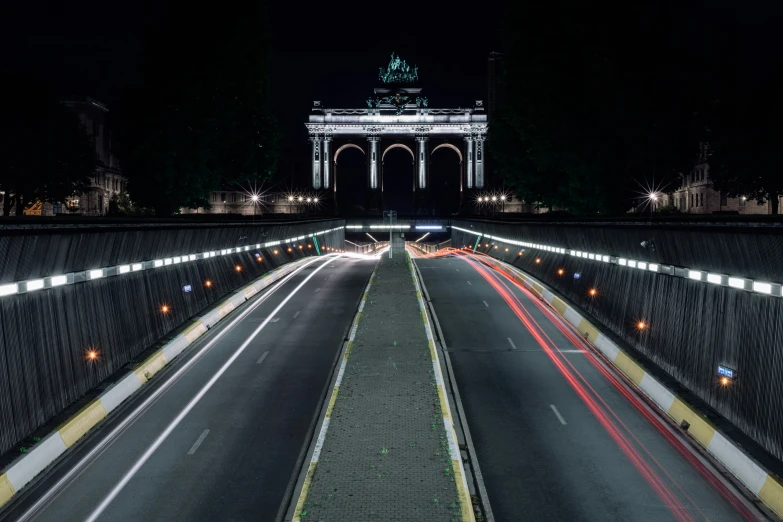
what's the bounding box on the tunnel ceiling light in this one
[26,279,45,291]
[119,265,131,274]
[89,269,104,279]
[753,281,772,294]
[51,275,68,287]
[728,277,745,289]
[688,270,703,281]
[706,273,722,284]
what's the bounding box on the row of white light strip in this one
[451,225,782,297]
[0,226,345,298]
[345,225,411,230]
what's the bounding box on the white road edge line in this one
[550,405,567,425]
[293,310,301,319]
[186,429,210,455]
[507,337,517,350]
[256,351,269,365]
[13,255,332,522]
[83,256,338,522]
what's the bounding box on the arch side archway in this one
[333,144,365,194]
[431,143,463,163]
[334,143,365,164]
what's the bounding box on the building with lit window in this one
[660,143,781,215]
[59,97,126,216]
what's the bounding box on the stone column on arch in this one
[464,136,474,189]
[416,135,429,189]
[323,136,332,189]
[475,133,486,188]
[367,136,380,190]
[310,134,322,189]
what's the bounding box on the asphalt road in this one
[1,255,374,522]
[416,253,761,522]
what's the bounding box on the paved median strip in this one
[478,254,783,519]
[290,252,475,522]
[0,255,320,510]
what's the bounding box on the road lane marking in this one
[507,338,517,350]
[187,429,210,455]
[83,256,338,522]
[269,317,280,322]
[314,288,321,293]
[467,280,472,285]
[550,405,567,425]
[256,351,269,364]
[293,310,301,319]
[483,300,489,307]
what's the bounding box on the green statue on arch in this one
[378,52,419,84]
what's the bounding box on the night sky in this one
[3,0,781,209]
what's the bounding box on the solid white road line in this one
[84,256,338,522]
[507,338,517,350]
[14,256,330,522]
[256,351,269,365]
[186,430,210,455]
[550,405,567,425]
[483,300,489,307]
[293,310,301,319]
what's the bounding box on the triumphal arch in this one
[305,53,488,213]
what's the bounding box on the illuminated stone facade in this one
[306,97,488,199]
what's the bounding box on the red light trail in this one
[446,250,756,521]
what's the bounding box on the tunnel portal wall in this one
[452,218,783,462]
[0,219,344,455]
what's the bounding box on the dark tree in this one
[492,2,708,214]
[709,62,783,214]
[113,0,279,216]
[0,74,95,216]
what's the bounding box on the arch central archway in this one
[333,144,365,195]
[430,142,464,215]
[382,143,416,214]
[382,143,415,163]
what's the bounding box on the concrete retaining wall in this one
[452,219,783,464]
[0,220,344,455]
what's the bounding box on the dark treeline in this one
[113,0,279,216]
[492,1,783,215]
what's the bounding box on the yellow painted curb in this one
[0,473,15,507]
[292,461,318,521]
[577,319,600,343]
[759,475,783,518]
[183,321,206,343]
[613,351,645,386]
[325,387,339,418]
[134,350,168,383]
[343,341,354,361]
[438,387,451,421]
[451,458,474,522]
[217,301,234,318]
[668,399,716,448]
[551,297,567,316]
[428,340,437,361]
[58,399,108,448]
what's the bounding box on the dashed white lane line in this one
[256,351,269,364]
[467,281,472,285]
[550,405,567,425]
[269,317,280,322]
[187,429,210,455]
[293,310,301,319]
[483,300,489,307]
[314,288,321,293]
[507,338,517,350]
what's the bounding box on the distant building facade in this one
[659,143,781,215]
[57,98,125,216]
[180,188,319,215]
